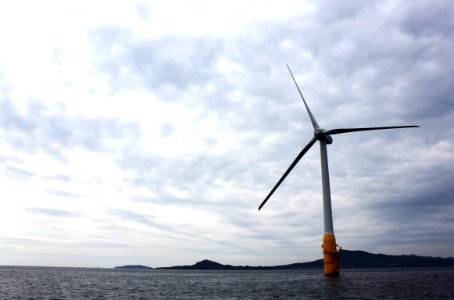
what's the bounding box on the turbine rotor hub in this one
[314,129,333,144]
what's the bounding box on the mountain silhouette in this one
[157,250,454,270]
[115,265,153,270]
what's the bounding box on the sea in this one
[0,266,453,299]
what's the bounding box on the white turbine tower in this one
[258,65,419,276]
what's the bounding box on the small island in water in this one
[115,265,153,270]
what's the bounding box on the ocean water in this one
[0,266,453,299]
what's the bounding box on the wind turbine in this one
[258,65,419,276]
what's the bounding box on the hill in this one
[115,265,153,270]
[157,250,454,270]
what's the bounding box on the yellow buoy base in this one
[322,234,341,276]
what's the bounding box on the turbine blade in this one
[324,125,419,135]
[287,64,320,130]
[258,136,318,211]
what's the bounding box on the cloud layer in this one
[0,0,453,267]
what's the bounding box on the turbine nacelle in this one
[314,129,333,144]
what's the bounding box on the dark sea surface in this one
[0,266,453,299]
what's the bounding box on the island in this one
[115,265,153,270]
[156,250,454,270]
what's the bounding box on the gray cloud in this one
[111,208,262,256]
[90,26,219,93]
[46,189,81,198]
[26,208,80,218]
[0,97,141,160]
[4,166,34,180]
[399,1,454,38]
[45,173,71,182]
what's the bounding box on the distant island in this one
[115,265,153,270]
[156,250,454,270]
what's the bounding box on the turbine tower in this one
[258,65,419,276]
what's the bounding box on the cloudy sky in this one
[0,0,453,268]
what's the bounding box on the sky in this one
[0,0,453,268]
